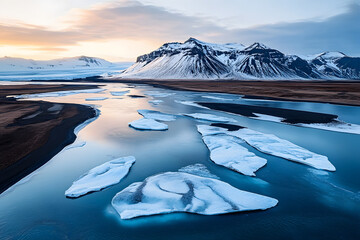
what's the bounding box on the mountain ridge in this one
[120,38,360,80]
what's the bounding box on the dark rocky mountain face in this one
[123,38,360,80]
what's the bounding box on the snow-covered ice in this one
[65,156,136,198]
[199,125,335,171]
[148,100,163,105]
[228,128,336,171]
[178,164,219,179]
[137,109,176,121]
[85,97,108,101]
[129,118,168,131]
[185,113,237,123]
[201,96,237,101]
[64,141,86,150]
[111,170,278,219]
[110,90,130,96]
[174,100,208,109]
[197,125,267,176]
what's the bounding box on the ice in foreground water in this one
[65,156,135,198]
[197,126,267,176]
[198,125,335,171]
[111,170,278,219]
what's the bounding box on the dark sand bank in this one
[200,102,338,124]
[0,84,98,193]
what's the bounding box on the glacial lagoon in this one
[0,82,360,239]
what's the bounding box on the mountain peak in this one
[244,42,269,51]
[185,37,201,43]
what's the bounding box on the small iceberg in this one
[185,113,237,123]
[111,169,278,219]
[85,97,108,101]
[65,156,135,198]
[145,91,175,98]
[138,109,176,121]
[129,118,168,131]
[110,90,130,96]
[197,126,267,176]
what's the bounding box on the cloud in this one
[0,0,359,57]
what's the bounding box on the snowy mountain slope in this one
[0,56,114,71]
[118,38,360,80]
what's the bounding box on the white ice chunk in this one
[65,156,136,198]
[253,113,285,122]
[144,91,175,97]
[197,126,267,176]
[85,97,108,101]
[111,171,278,219]
[129,118,168,130]
[202,96,237,101]
[185,113,237,123]
[178,163,219,179]
[229,128,336,171]
[148,100,163,105]
[137,109,176,121]
[174,100,209,109]
[110,90,130,96]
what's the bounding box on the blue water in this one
[0,83,359,240]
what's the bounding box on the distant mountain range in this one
[0,56,116,71]
[119,38,360,80]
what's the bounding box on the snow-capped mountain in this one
[0,56,114,71]
[119,38,360,80]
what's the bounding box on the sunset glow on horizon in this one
[0,0,359,61]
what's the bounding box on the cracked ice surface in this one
[111,170,278,219]
[65,156,135,198]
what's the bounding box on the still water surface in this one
[0,82,359,239]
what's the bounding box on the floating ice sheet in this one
[85,97,108,101]
[197,125,267,176]
[111,170,278,219]
[13,88,105,99]
[110,90,130,96]
[129,118,168,131]
[185,113,237,123]
[65,156,135,198]
[137,109,176,121]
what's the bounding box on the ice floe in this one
[65,156,135,198]
[148,100,163,105]
[129,118,168,131]
[110,90,130,96]
[13,88,105,99]
[144,91,175,97]
[85,97,108,101]
[202,96,237,101]
[199,125,335,171]
[137,109,176,121]
[184,113,237,123]
[174,100,209,109]
[197,126,267,176]
[111,170,278,219]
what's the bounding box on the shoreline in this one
[0,84,99,194]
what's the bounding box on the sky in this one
[0,0,359,61]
